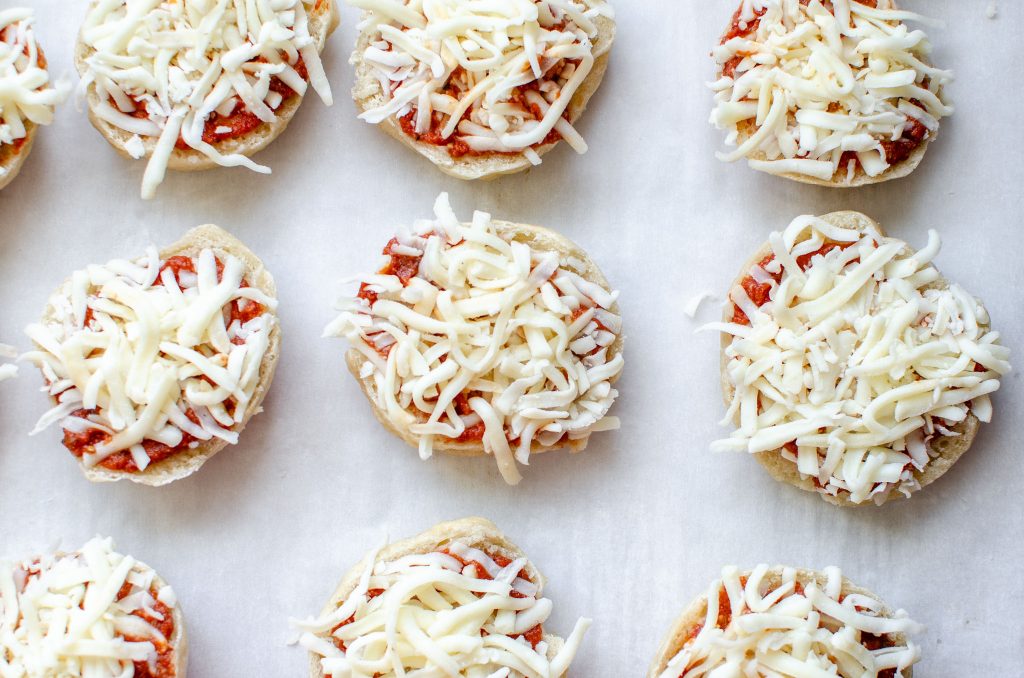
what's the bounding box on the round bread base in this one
[720,211,984,506]
[309,517,567,678]
[350,15,616,180]
[345,220,622,463]
[38,224,281,486]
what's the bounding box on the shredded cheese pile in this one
[294,540,591,677]
[24,246,277,471]
[0,8,68,155]
[709,0,953,182]
[353,0,612,163]
[324,193,623,485]
[707,216,1010,504]
[78,0,332,199]
[0,537,178,677]
[658,565,921,678]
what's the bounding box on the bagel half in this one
[32,224,281,486]
[344,220,623,462]
[305,517,578,677]
[1,537,188,677]
[711,0,949,187]
[351,8,616,180]
[649,566,915,678]
[720,211,994,506]
[73,0,339,173]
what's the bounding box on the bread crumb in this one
[124,134,146,159]
[683,292,716,318]
[986,2,998,19]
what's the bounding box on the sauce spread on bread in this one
[0,10,68,157]
[353,0,611,164]
[711,0,951,183]
[658,565,920,678]
[326,193,623,485]
[710,215,1010,504]
[295,538,590,677]
[25,239,277,475]
[0,537,180,677]
[78,0,333,199]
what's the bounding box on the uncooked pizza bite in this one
[0,537,186,677]
[649,565,921,677]
[709,212,1010,505]
[24,225,280,485]
[710,0,953,186]
[350,0,616,179]
[75,0,338,198]
[293,517,590,677]
[324,193,624,484]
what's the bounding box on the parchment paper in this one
[0,1,1021,674]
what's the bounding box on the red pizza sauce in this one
[395,70,565,159]
[117,54,310,150]
[59,254,265,473]
[730,241,856,325]
[116,582,177,678]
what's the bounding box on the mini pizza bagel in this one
[324,193,624,485]
[649,565,920,678]
[709,0,953,186]
[293,517,591,678]
[709,212,1010,506]
[24,225,281,486]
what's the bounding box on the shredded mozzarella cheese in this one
[709,0,953,182]
[78,0,333,199]
[709,216,1011,504]
[24,244,277,471]
[658,565,921,678]
[324,193,623,485]
[0,537,178,677]
[293,540,590,677]
[0,8,68,153]
[352,0,612,159]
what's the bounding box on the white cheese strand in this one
[0,8,69,150]
[710,217,1011,504]
[295,541,589,677]
[79,0,332,199]
[710,0,953,182]
[354,0,610,159]
[659,565,922,678]
[0,537,177,677]
[24,246,277,468]
[325,193,622,485]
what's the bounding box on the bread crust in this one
[73,0,339,172]
[716,0,940,187]
[0,121,37,191]
[720,211,983,507]
[309,517,565,678]
[350,13,616,180]
[38,224,281,487]
[647,566,912,678]
[346,220,622,460]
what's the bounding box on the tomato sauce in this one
[116,584,177,677]
[357,238,425,357]
[62,254,264,472]
[396,76,564,159]
[730,242,855,325]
